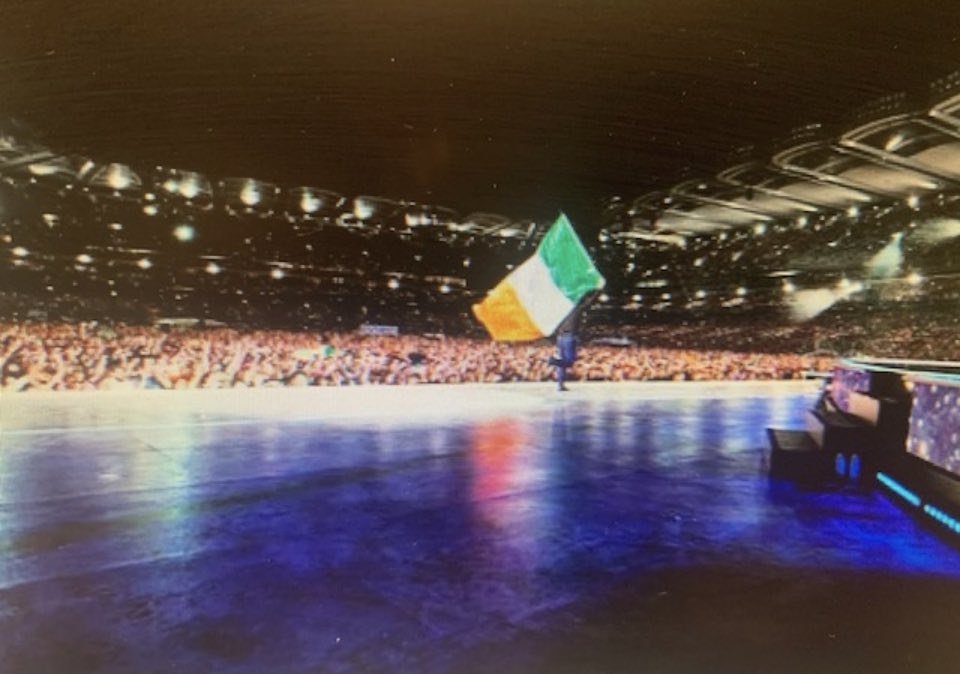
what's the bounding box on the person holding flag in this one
[550,327,578,391]
[548,291,599,390]
[472,213,605,389]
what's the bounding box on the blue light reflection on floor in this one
[2,386,960,673]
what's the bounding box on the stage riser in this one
[805,409,877,455]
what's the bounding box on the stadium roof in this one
[1,1,958,226]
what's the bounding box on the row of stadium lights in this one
[12,215,480,277]
[7,232,926,300]
[11,144,546,251]
[155,181,921,227]
[6,208,501,277]
[593,273,926,307]
[7,165,935,308]
[85,167,280,209]
[613,216,842,279]
[7,206,478,284]
[54,166,529,236]
[607,192,924,248]
[745,197,921,236]
[8,244,457,293]
[603,190,937,309]
[620,194,925,257]
[18,130,936,251]
[170,221,475,271]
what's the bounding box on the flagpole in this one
[556,289,600,337]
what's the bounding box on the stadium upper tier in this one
[3,71,960,329]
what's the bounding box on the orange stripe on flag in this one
[472,280,544,342]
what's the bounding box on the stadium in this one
[3,3,960,673]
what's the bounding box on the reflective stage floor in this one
[2,382,960,673]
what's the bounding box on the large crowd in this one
[0,322,832,392]
[6,299,959,392]
[600,308,960,361]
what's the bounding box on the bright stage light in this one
[789,276,864,322]
[906,271,924,286]
[76,253,93,264]
[137,258,153,270]
[180,177,201,199]
[912,217,960,245]
[300,192,321,214]
[240,181,261,206]
[353,198,374,220]
[104,164,136,191]
[866,232,904,279]
[173,224,195,242]
[270,268,285,280]
[11,246,28,257]
[205,262,222,275]
[387,278,400,290]
[788,288,838,321]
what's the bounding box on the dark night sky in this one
[1,0,958,224]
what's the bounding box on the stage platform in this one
[2,379,820,432]
[2,381,960,674]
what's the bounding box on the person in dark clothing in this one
[548,292,598,391]
[550,329,578,391]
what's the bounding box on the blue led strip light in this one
[876,472,922,507]
[923,504,960,534]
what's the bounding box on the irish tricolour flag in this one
[473,213,605,341]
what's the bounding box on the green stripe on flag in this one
[537,213,605,301]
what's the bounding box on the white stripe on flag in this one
[509,253,576,335]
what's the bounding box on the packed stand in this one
[1,322,831,392]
